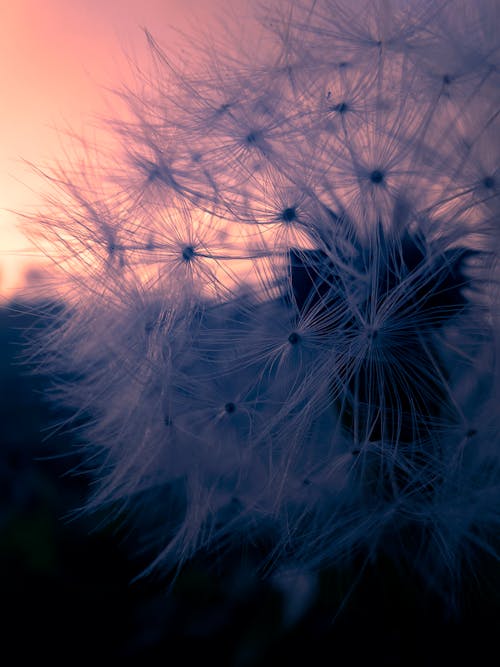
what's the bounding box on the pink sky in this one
[0,0,247,298]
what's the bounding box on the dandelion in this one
[24,0,500,606]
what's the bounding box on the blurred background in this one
[1,1,499,663]
[0,0,250,299]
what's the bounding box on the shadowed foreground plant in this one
[24,0,499,608]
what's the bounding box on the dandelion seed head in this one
[23,0,500,603]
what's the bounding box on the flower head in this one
[25,0,500,604]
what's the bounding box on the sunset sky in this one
[0,0,247,299]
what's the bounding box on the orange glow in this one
[0,0,245,300]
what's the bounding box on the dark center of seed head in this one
[147,165,161,182]
[224,402,236,414]
[370,170,384,184]
[246,131,259,144]
[333,102,348,114]
[288,332,300,345]
[483,176,495,189]
[182,245,195,262]
[282,207,297,222]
